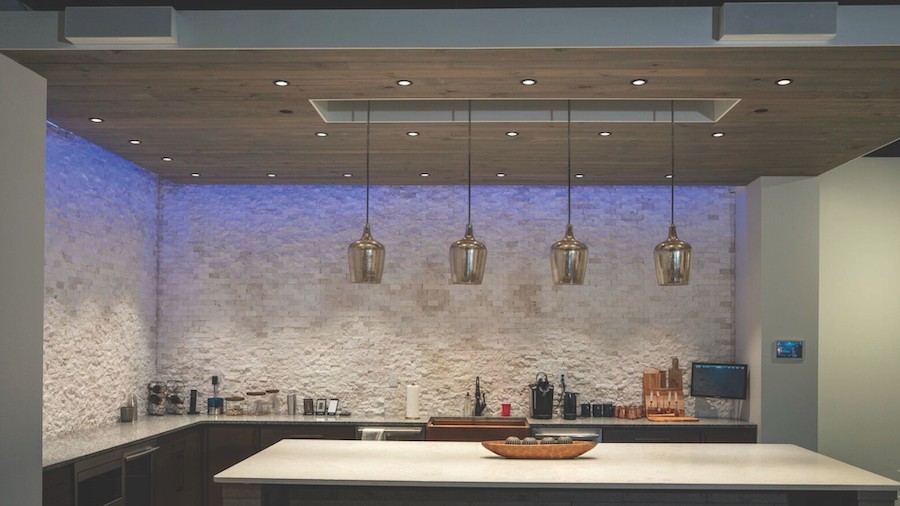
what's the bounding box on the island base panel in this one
[220,484,897,506]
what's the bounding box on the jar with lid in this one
[266,389,281,414]
[224,396,245,416]
[246,391,268,415]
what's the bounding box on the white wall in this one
[0,54,46,506]
[735,177,819,449]
[43,126,159,437]
[818,157,900,482]
[735,185,761,426]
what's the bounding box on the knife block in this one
[643,358,686,417]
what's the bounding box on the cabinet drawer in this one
[259,425,356,448]
[603,428,702,443]
[702,427,757,443]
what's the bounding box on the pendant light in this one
[550,100,588,285]
[348,101,385,283]
[449,100,487,284]
[653,100,692,286]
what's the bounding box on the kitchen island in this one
[215,439,899,506]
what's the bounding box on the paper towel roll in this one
[406,384,420,419]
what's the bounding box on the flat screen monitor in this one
[690,362,748,400]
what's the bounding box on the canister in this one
[287,393,297,415]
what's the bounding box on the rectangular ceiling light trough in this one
[311,98,740,124]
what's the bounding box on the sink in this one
[425,417,530,441]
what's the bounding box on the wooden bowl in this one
[481,440,597,459]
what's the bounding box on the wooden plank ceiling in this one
[4,46,900,185]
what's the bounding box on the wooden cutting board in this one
[647,416,700,422]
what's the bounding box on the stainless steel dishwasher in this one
[532,426,602,442]
[356,425,425,441]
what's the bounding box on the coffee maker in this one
[530,373,554,419]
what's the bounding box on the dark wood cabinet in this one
[259,424,356,449]
[602,426,756,443]
[152,428,201,506]
[43,465,74,506]
[604,427,703,443]
[205,426,259,506]
[45,421,759,506]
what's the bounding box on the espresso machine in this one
[530,373,554,419]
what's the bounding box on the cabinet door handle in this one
[124,446,159,462]
[634,437,671,442]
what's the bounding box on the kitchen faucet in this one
[474,376,487,416]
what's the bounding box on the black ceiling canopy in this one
[865,139,900,158]
[15,0,900,10]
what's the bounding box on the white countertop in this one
[215,440,900,492]
[41,413,753,469]
[42,413,418,469]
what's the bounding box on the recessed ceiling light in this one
[712,132,725,138]
[396,79,413,87]
[406,131,419,137]
[776,78,793,86]
[665,173,673,179]
[496,172,506,178]
[574,173,585,179]
[273,80,290,87]
[161,156,173,162]
[631,78,648,86]
[598,131,612,137]
[506,131,519,137]
[267,173,277,178]
[315,132,328,137]
[342,173,353,178]
[191,173,201,177]
[89,117,103,123]
[129,139,141,145]
[520,79,537,86]
[420,172,430,177]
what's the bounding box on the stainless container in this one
[287,393,297,415]
[120,406,135,422]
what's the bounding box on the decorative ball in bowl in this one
[481,439,597,459]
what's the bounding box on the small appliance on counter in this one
[530,373,554,419]
[207,375,223,415]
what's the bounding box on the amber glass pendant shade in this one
[654,100,692,286]
[450,101,487,285]
[654,225,692,285]
[551,223,588,285]
[349,223,385,283]
[348,101,385,284]
[450,223,487,284]
[550,101,588,285]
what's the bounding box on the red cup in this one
[500,403,511,417]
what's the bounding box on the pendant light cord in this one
[366,100,371,225]
[670,99,675,227]
[467,99,472,226]
[567,100,572,225]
